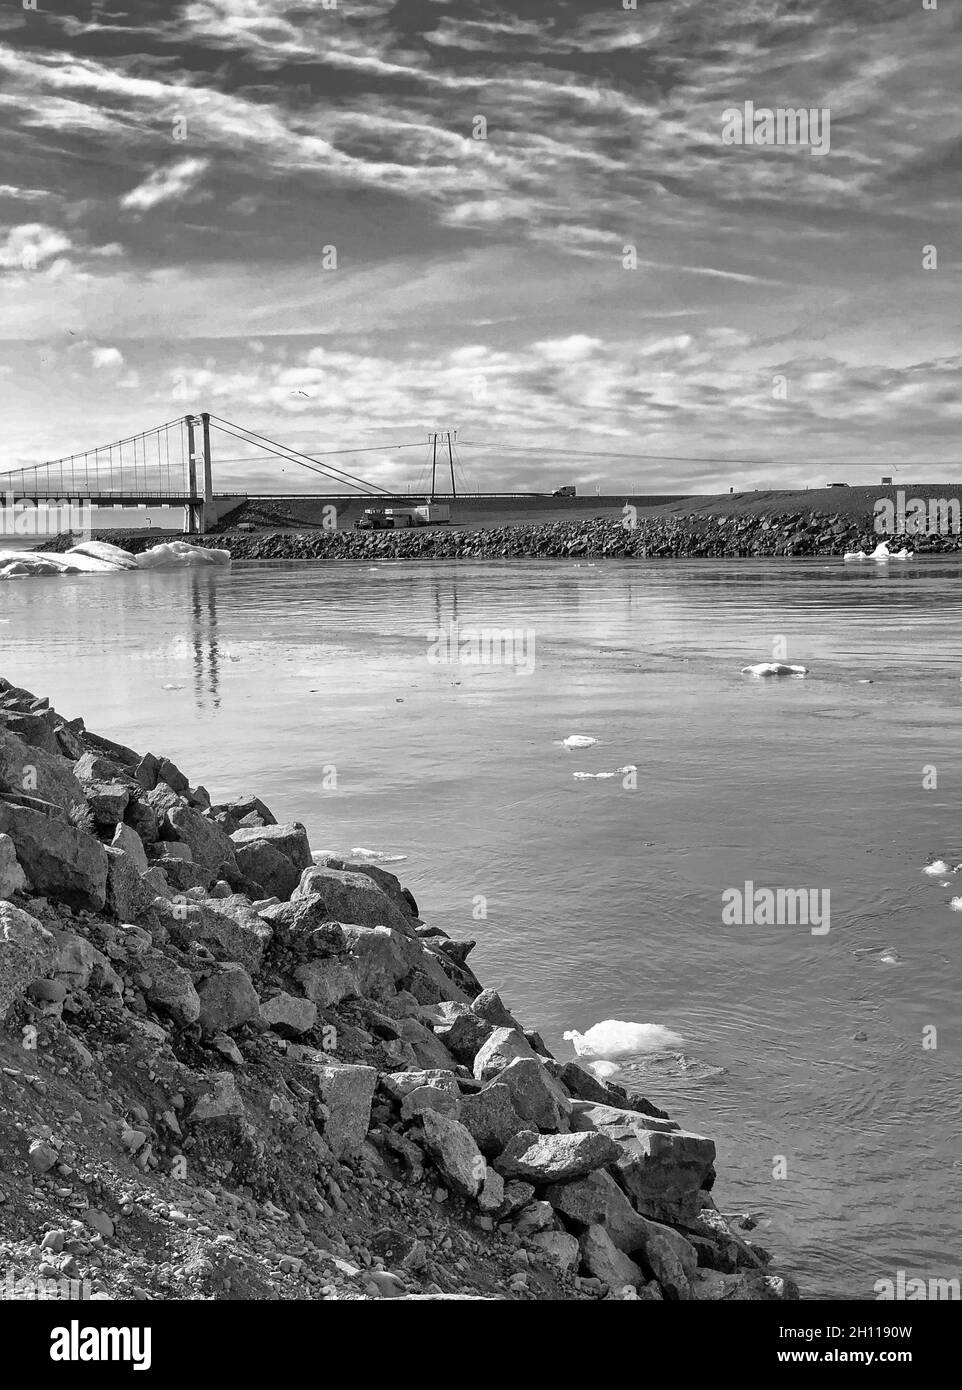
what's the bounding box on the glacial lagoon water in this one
[3,555,961,1299]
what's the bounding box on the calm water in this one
[3,556,961,1299]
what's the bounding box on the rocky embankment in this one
[41,508,962,560]
[0,675,798,1302]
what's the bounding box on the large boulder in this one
[579,1224,645,1292]
[312,854,417,922]
[0,802,107,910]
[0,833,26,901]
[492,1057,570,1132]
[147,787,237,872]
[259,991,318,1036]
[609,1126,716,1223]
[141,951,201,1027]
[293,866,413,935]
[83,781,130,828]
[545,1168,649,1251]
[308,1061,377,1159]
[104,846,156,923]
[495,1130,621,1184]
[459,1083,526,1159]
[111,823,149,873]
[472,1026,539,1082]
[50,930,122,996]
[231,838,300,900]
[433,1008,494,1065]
[231,823,312,893]
[196,963,260,1033]
[0,903,55,1020]
[0,728,86,816]
[418,1111,484,1198]
[294,957,361,1008]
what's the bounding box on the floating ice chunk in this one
[562,735,597,749]
[843,550,868,561]
[950,897,962,912]
[68,540,140,570]
[350,847,407,863]
[135,541,231,569]
[878,949,902,964]
[573,764,637,781]
[563,1019,684,1059]
[741,662,807,677]
[587,1060,620,1080]
[866,542,913,562]
[924,860,950,875]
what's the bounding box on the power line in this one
[458,441,962,470]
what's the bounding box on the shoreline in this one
[36,509,962,562]
[0,675,800,1301]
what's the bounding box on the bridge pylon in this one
[184,412,214,534]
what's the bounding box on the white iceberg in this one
[923,860,951,876]
[563,1019,684,1059]
[0,539,230,580]
[741,662,807,677]
[562,734,597,749]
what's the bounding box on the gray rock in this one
[196,963,260,1033]
[0,833,26,901]
[419,1111,484,1198]
[472,1026,539,1082]
[83,780,130,827]
[514,1200,555,1235]
[478,1165,505,1214]
[232,822,313,873]
[609,1126,716,1221]
[293,866,413,935]
[148,788,238,872]
[190,1071,245,1122]
[0,728,86,816]
[309,1061,377,1159]
[529,1230,580,1272]
[471,988,523,1030]
[27,1138,59,1173]
[380,1070,461,1103]
[259,991,318,1035]
[545,1168,650,1252]
[395,1016,457,1070]
[0,903,55,1019]
[104,846,156,923]
[492,1057,570,1132]
[579,1224,645,1292]
[501,1180,537,1216]
[110,823,149,873]
[399,1085,460,1121]
[50,930,121,995]
[142,951,201,1026]
[0,803,107,911]
[434,1009,494,1064]
[495,1130,621,1184]
[458,1083,526,1158]
[232,837,300,900]
[294,957,360,1008]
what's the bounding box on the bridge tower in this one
[184,412,214,533]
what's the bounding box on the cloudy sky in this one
[1,0,960,494]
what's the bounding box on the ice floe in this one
[741,662,807,677]
[573,764,636,780]
[0,540,230,580]
[563,1019,684,1059]
[349,847,408,863]
[561,734,598,749]
[844,542,913,561]
[923,860,951,875]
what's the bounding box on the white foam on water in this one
[741,662,807,677]
[563,1019,685,1059]
[562,734,598,748]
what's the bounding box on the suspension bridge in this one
[0,413,412,534]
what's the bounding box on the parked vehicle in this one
[553,485,576,497]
